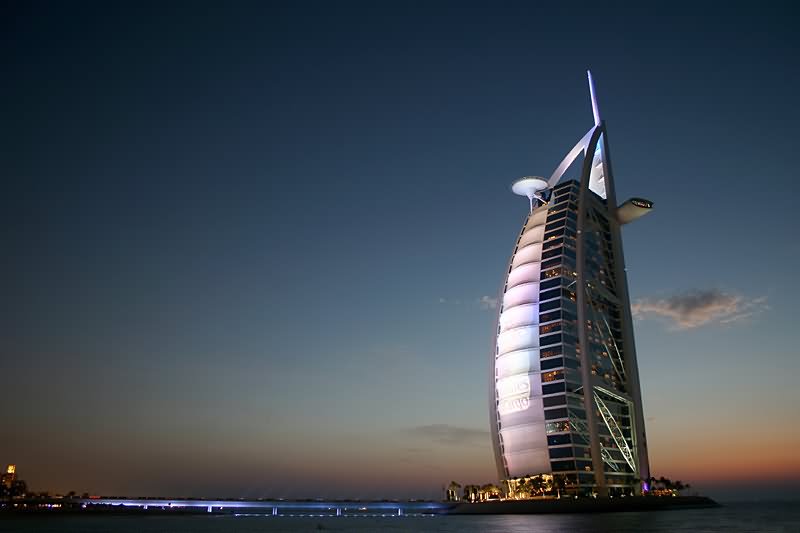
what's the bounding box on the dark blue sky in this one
[2,1,798,499]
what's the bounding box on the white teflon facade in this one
[494,207,550,477]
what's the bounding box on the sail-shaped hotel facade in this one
[490,73,653,497]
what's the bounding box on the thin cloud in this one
[478,296,498,310]
[439,295,497,310]
[631,290,767,329]
[406,424,490,446]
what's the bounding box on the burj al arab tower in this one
[490,72,653,497]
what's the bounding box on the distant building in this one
[489,73,653,497]
[1,464,27,499]
[1,465,16,490]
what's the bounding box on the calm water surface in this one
[1,503,798,532]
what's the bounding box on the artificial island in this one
[435,71,718,512]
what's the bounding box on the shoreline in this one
[0,495,719,516]
[449,495,719,514]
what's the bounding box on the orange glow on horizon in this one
[648,427,800,484]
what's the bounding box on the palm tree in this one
[446,481,461,502]
[551,475,566,499]
[483,484,502,500]
[471,485,480,502]
[529,476,545,498]
[511,477,524,499]
[517,478,531,499]
[463,484,480,503]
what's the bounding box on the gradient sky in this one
[2,1,799,501]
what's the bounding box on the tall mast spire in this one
[587,70,601,126]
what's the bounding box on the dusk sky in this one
[2,2,798,501]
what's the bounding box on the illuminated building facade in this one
[0,464,26,499]
[489,73,653,497]
[1,465,16,490]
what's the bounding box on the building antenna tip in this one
[587,71,601,126]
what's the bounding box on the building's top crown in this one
[512,71,604,208]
